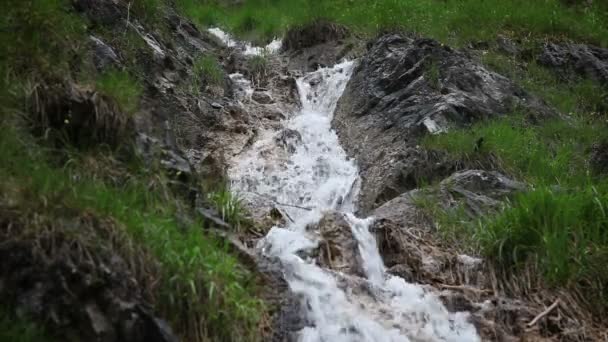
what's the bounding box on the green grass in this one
[191,55,224,93]
[0,309,55,342]
[176,0,608,46]
[0,0,85,75]
[423,116,603,186]
[482,52,608,116]
[475,186,608,286]
[422,115,608,311]
[208,186,246,231]
[0,127,264,341]
[96,70,143,115]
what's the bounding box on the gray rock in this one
[333,34,552,212]
[308,212,365,277]
[590,141,608,175]
[252,90,275,104]
[373,170,525,226]
[90,36,120,71]
[211,102,223,109]
[496,36,520,57]
[538,42,608,84]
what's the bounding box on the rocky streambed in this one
[4,0,607,340]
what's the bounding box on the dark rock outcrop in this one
[282,21,363,72]
[31,80,132,149]
[373,169,525,232]
[333,34,553,212]
[0,208,177,342]
[538,42,608,84]
[590,141,608,175]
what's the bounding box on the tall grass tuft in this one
[208,186,245,231]
[191,55,224,93]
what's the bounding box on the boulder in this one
[538,42,608,84]
[282,21,362,72]
[90,36,121,71]
[309,212,365,277]
[333,34,552,212]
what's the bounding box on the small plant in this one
[207,186,245,231]
[96,70,143,114]
[247,54,268,85]
[191,55,224,93]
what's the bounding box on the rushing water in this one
[227,48,480,341]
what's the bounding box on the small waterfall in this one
[229,60,480,341]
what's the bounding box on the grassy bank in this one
[177,0,608,46]
[0,0,264,341]
[423,113,608,311]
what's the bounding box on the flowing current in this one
[229,61,480,341]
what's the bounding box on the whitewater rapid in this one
[227,53,480,341]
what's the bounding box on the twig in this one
[124,2,132,35]
[527,299,560,327]
[250,192,313,211]
[438,283,491,294]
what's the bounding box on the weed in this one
[96,69,143,115]
[248,54,268,85]
[208,186,245,231]
[191,55,224,93]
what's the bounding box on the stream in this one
[217,29,480,342]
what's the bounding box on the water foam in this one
[229,59,480,341]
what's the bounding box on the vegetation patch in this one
[191,54,224,93]
[96,69,143,115]
[0,125,265,341]
[422,113,608,313]
[176,0,608,46]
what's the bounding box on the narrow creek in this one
[217,30,480,342]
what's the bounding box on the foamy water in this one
[226,36,479,342]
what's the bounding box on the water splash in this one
[208,27,281,56]
[229,60,480,341]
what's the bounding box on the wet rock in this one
[438,170,526,216]
[538,42,608,84]
[252,90,275,104]
[256,257,309,342]
[333,34,551,212]
[275,129,302,154]
[310,212,365,277]
[90,36,121,71]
